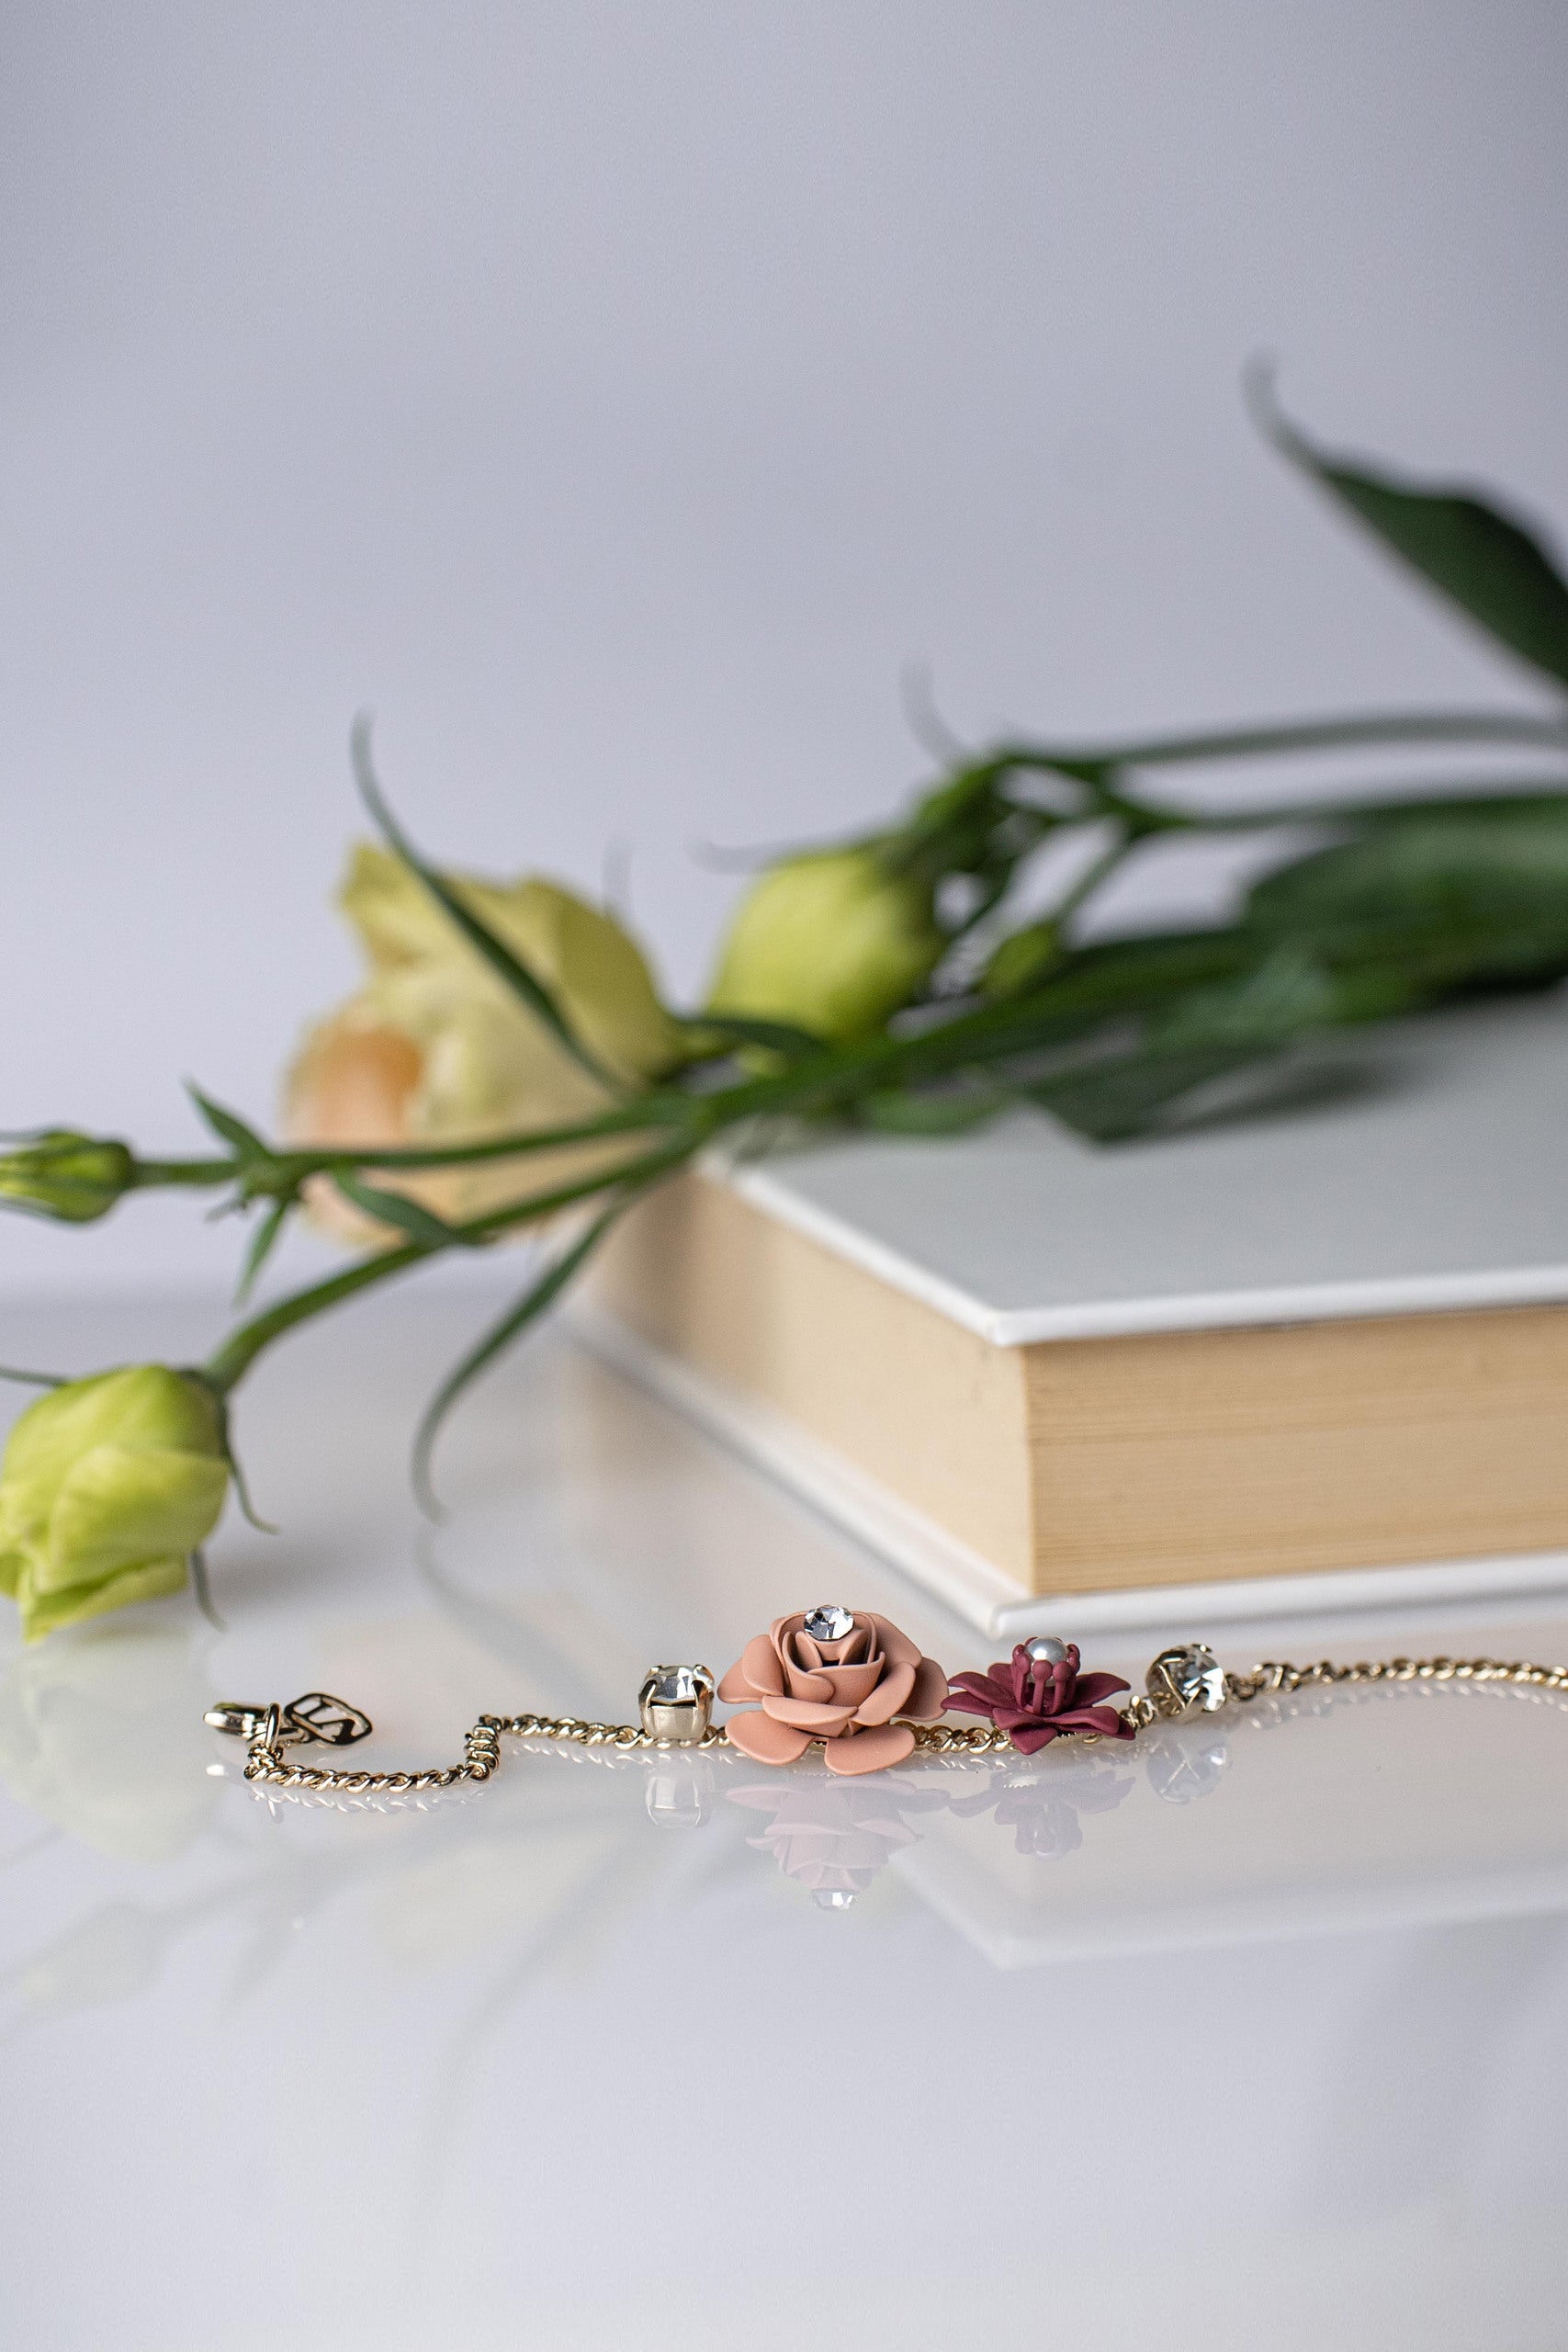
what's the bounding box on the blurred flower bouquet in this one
[6,386,1568,1639]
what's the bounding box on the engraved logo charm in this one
[283,1691,374,1747]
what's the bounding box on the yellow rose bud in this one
[706,847,944,1041]
[336,846,680,1083]
[0,1368,230,1642]
[285,847,681,1239]
[0,1131,135,1224]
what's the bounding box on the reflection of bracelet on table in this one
[204,1602,1568,1801]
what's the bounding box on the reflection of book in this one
[585,995,1568,1634]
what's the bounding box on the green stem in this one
[201,1137,700,1393]
[197,914,1399,1398]
[203,1240,426,1393]
[120,1101,704,1199]
[994,706,1568,776]
[199,944,1222,1395]
[309,1099,701,1170]
[1048,826,1133,932]
[130,1158,238,1189]
[1115,777,1568,835]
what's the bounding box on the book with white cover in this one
[581,993,1568,1636]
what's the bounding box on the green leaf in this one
[1247,804,1568,945]
[1027,1046,1276,1143]
[1256,374,1568,689]
[188,1544,224,1632]
[1025,946,1391,1144]
[351,715,620,1092]
[186,1085,270,1160]
[331,1172,479,1250]
[221,1442,275,1534]
[859,1083,1012,1136]
[981,920,1061,1000]
[182,1371,276,1533]
[412,1202,625,1514]
[1151,946,1343,1049]
[233,1195,292,1306]
[669,1009,826,1057]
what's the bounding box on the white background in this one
[4,1,1568,1296]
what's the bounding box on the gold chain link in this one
[239,1707,1018,1790]
[1226,1652,1568,1703]
[236,1649,1568,1792]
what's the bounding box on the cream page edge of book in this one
[570,1303,1568,1640]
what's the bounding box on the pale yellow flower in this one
[285,846,682,1239]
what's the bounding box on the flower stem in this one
[993,705,1568,777]
[199,947,1203,1396]
[130,1158,239,1189]
[200,1138,701,1393]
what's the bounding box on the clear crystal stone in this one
[649,1665,706,1705]
[1171,1645,1227,1712]
[1025,1635,1069,1664]
[804,1605,855,1644]
[814,1888,857,1910]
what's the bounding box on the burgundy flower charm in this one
[717,1606,948,1775]
[945,1641,1133,1755]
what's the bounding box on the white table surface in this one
[3,1292,1566,2350]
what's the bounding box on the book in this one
[581,992,1568,1636]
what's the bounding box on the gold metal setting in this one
[637,1664,716,1745]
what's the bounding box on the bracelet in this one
[203,1601,1568,1799]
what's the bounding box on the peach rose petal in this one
[906,1658,951,1720]
[726,1713,814,1766]
[820,1660,882,1708]
[717,1663,759,1702]
[867,1614,920,1670]
[739,1635,784,1696]
[762,1695,857,1731]
[823,1724,917,1776]
[783,1666,836,1702]
[854,1659,916,1726]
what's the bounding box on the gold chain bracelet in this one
[204,1611,1568,1800]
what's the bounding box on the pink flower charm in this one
[716,1607,949,1775]
[945,1641,1133,1755]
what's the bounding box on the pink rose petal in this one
[726,1712,814,1766]
[905,1657,950,1720]
[867,1614,919,1669]
[823,1723,917,1775]
[821,1660,881,1707]
[782,1662,835,1702]
[739,1635,785,1696]
[854,1659,915,1725]
[762,1695,857,1731]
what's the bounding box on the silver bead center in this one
[1025,1635,1069,1664]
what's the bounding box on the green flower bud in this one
[0,1368,230,1642]
[706,847,944,1042]
[0,1131,135,1224]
